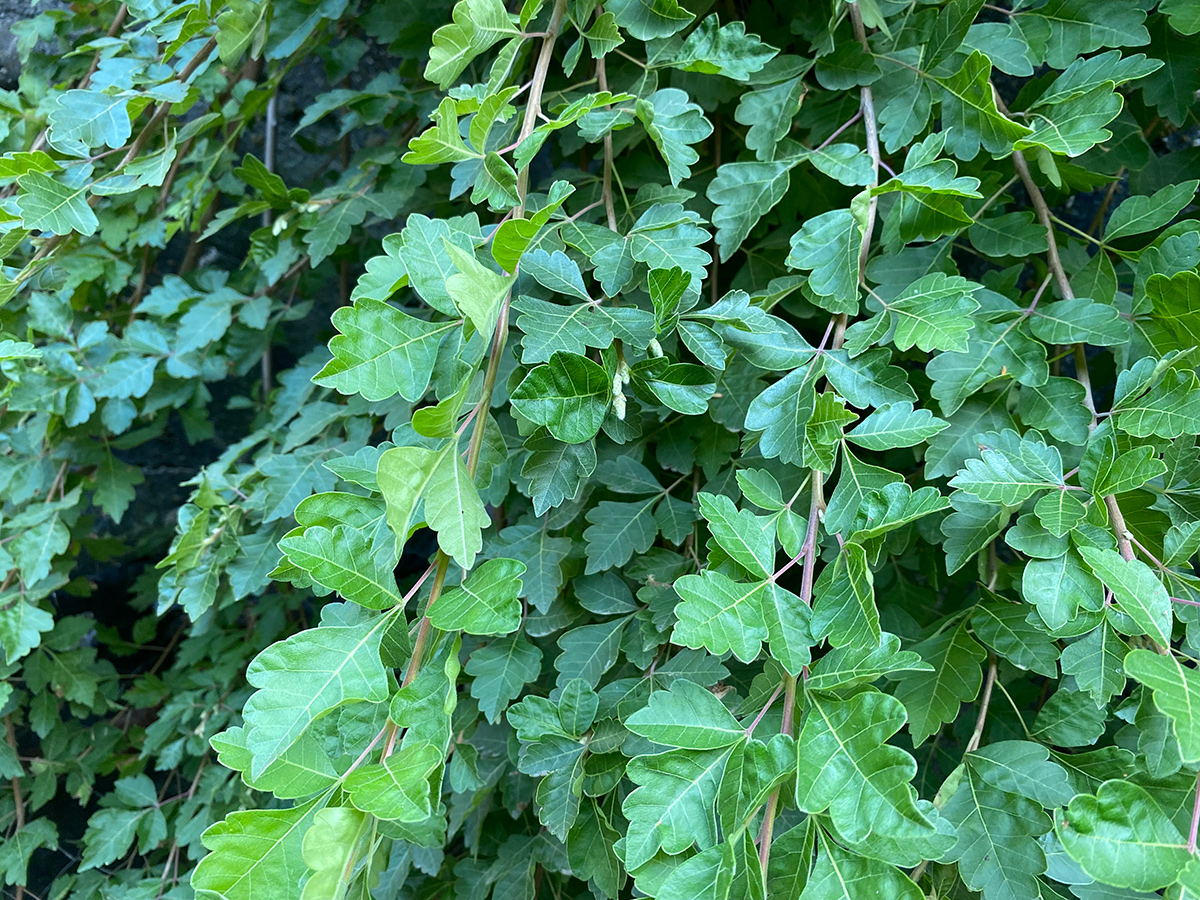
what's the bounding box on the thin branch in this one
[1103,494,1136,562]
[1189,772,1200,854]
[5,715,24,836]
[595,29,618,233]
[744,683,785,737]
[1011,148,1073,301]
[402,0,569,690]
[756,674,797,871]
[965,656,998,753]
[849,3,881,283]
[813,109,861,152]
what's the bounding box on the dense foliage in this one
[3,0,1200,897]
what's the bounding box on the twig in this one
[758,471,825,871]
[1189,772,1200,854]
[1010,142,1101,428]
[5,715,24,837]
[849,3,880,282]
[1011,149,1072,301]
[594,27,618,233]
[1103,494,1136,562]
[965,656,997,753]
[756,674,797,871]
[402,0,569,688]
[814,110,862,152]
[744,683,784,737]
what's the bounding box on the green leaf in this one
[735,75,804,162]
[344,742,442,821]
[404,97,478,165]
[242,615,393,777]
[46,89,131,156]
[657,15,778,81]
[444,242,514,337]
[1057,780,1189,892]
[425,0,519,88]
[950,431,1064,506]
[300,807,370,900]
[655,843,735,900]
[428,557,525,635]
[794,690,936,842]
[1016,84,1124,157]
[1105,180,1198,240]
[802,825,923,900]
[1061,624,1127,706]
[278,525,400,609]
[627,680,744,749]
[583,499,657,573]
[1079,547,1172,646]
[885,273,981,352]
[622,745,734,869]
[1029,299,1129,346]
[0,600,55,663]
[698,492,776,578]
[846,402,949,451]
[745,361,821,467]
[785,210,861,313]
[522,428,597,515]
[708,160,793,262]
[805,632,933,692]
[511,351,611,444]
[424,448,490,569]
[607,0,693,41]
[940,759,1052,900]
[1125,650,1200,763]
[16,172,98,236]
[79,807,149,871]
[969,211,1049,257]
[970,600,1060,678]
[0,819,57,888]
[466,634,541,723]
[673,571,769,664]
[811,542,878,650]
[1030,0,1151,69]
[893,623,985,745]
[635,89,714,187]
[762,582,815,676]
[935,51,1033,160]
[1146,271,1200,354]
[1033,489,1087,537]
[193,801,319,900]
[630,358,716,415]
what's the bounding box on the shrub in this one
[2,0,1200,897]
